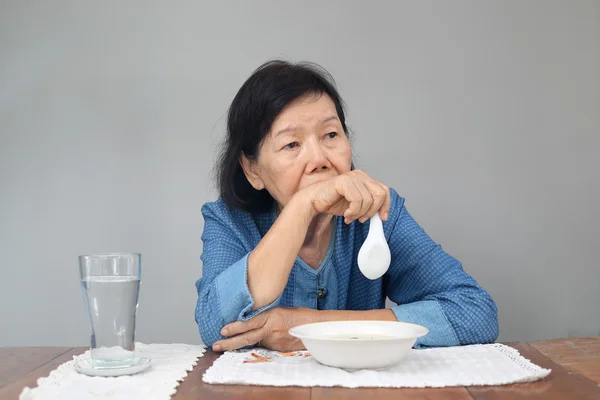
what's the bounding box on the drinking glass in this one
[79,252,141,369]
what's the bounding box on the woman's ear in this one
[240,153,265,190]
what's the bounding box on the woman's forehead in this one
[270,94,338,132]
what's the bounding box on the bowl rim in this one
[288,320,429,342]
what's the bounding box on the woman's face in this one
[241,93,352,208]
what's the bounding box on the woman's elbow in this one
[471,314,499,345]
[481,301,499,343]
[462,295,499,345]
[198,325,220,348]
[195,299,225,348]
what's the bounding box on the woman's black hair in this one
[216,60,349,212]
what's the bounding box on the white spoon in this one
[357,213,391,280]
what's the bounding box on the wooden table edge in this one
[2,339,599,399]
[0,347,75,389]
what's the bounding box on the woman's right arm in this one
[246,194,317,310]
[195,196,316,347]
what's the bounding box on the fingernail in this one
[213,344,222,352]
[221,328,228,336]
[383,212,389,221]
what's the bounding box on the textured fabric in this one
[19,343,207,400]
[195,188,499,348]
[202,344,551,387]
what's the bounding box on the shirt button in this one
[317,288,327,299]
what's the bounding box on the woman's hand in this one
[213,307,318,352]
[212,307,398,352]
[297,170,391,224]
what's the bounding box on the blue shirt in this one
[195,188,499,348]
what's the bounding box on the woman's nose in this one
[304,140,330,173]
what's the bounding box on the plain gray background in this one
[1,1,598,346]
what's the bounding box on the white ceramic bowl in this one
[289,320,428,370]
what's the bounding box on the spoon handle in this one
[369,212,384,233]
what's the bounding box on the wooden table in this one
[1,338,599,399]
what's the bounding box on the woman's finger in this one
[213,328,265,352]
[347,170,386,223]
[221,313,268,337]
[378,183,391,221]
[337,176,363,223]
[361,179,387,222]
[221,321,251,337]
[352,179,374,223]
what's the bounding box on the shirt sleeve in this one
[195,202,281,347]
[383,189,499,348]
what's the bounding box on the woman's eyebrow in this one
[274,125,298,137]
[274,116,339,137]
[319,116,339,125]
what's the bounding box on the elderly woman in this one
[195,60,499,352]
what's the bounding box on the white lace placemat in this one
[203,343,551,388]
[20,343,206,400]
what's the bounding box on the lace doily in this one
[203,343,551,388]
[19,343,206,400]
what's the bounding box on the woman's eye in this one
[283,142,298,150]
[326,132,338,139]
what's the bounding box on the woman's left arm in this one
[382,190,499,348]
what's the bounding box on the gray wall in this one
[1,1,598,346]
